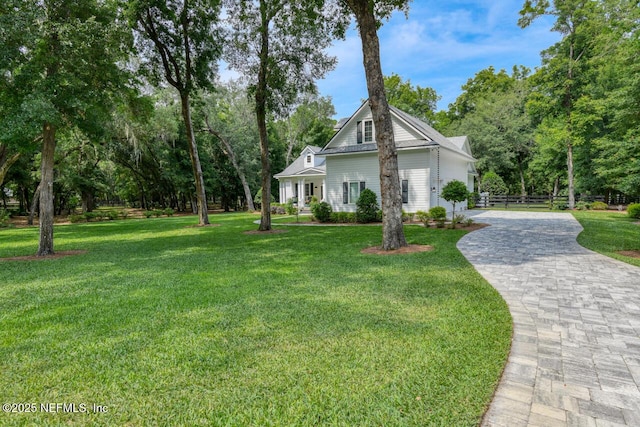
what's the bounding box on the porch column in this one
[322,179,326,201]
[299,178,306,207]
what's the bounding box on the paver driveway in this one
[457,211,640,427]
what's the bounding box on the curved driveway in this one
[457,211,640,427]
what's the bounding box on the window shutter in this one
[360,181,366,192]
[343,182,348,204]
[402,180,409,203]
[356,121,362,144]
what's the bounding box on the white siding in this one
[392,118,422,142]
[436,149,472,214]
[326,152,380,212]
[397,150,431,212]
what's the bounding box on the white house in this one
[275,102,476,214]
[274,145,326,206]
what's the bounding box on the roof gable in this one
[321,101,474,161]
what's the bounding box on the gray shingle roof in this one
[273,146,325,178]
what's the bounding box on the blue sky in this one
[316,1,561,119]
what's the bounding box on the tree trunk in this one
[180,92,210,225]
[204,118,256,212]
[256,1,271,231]
[38,123,56,256]
[348,0,406,250]
[567,142,575,209]
[518,161,526,201]
[28,183,41,226]
[0,146,21,188]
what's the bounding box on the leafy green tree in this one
[127,0,223,225]
[384,73,439,125]
[519,0,599,208]
[441,180,469,227]
[338,0,410,250]
[1,0,131,255]
[201,81,260,211]
[225,0,338,231]
[480,171,509,195]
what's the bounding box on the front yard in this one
[0,214,511,426]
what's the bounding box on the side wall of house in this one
[326,150,432,213]
[437,148,472,214]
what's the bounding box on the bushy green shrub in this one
[152,209,163,217]
[551,201,567,210]
[163,208,175,217]
[591,201,608,210]
[468,192,479,209]
[330,212,357,223]
[284,198,297,215]
[311,201,332,223]
[68,214,84,223]
[144,210,154,218]
[416,210,430,226]
[402,210,414,222]
[429,206,446,220]
[463,217,475,227]
[356,188,379,223]
[0,209,11,228]
[84,212,99,221]
[628,203,640,219]
[575,201,591,210]
[105,210,120,220]
[270,205,285,215]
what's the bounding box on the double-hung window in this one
[343,181,366,204]
[356,120,374,144]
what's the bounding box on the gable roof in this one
[319,101,474,161]
[273,145,325,178]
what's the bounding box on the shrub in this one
[330,211,356,223]
[284,198,297,215]
[452,213,466,225]
[105,210,120,220]
[311,201,332,223]
[310,195,319,205]
[591,201,608,210]
[68,214,84,223]
[575,201,591,210]
[120,210,129,219]
[0,209,11,228]
[468,192,479,209]
[356,188,379,223]
[552,201,567,211]
[163,208,175,217]
[480,171,508,195]
[416,210,430,226]
[144,210,154,218]
[402,210,414,222]
[84,212,99,222]
[628,203,640,219]
[441,180,469,221]
[464,217,475,227]
[429,206,446,220]
[270,205,285,215]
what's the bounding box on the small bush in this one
[628,203,640,219]
[68,214,84,223]
[84,212,99,222]
[435,219,446,228]
[310,195,319,205]
[152,209,163,217]
[429,206,446,220]
[311,201,332,223]
[575,201,591,210]
[105,210,119,220]
[163,208,175,217]
[0,209,11,228]
[402,210,414,223]
[416,210,431,226]
[356,189,379,223]
[468,192,479,209]
[144,210,154,218]
[591,201,608,211]
[464,217,475,227]
[330,211,356,223]
[551,201,567,211]
[284,198,297,215]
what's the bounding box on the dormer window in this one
[356,120,374,144]
[306,154,312,165]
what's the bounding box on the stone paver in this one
[457,211,640,426]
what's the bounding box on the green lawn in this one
[574,210,640,267]
[0,214,511,426]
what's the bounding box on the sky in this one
[315,0,561,119]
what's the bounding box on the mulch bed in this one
[361,244,434,255]
[0,250,87,262]
[617,250,640,259]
